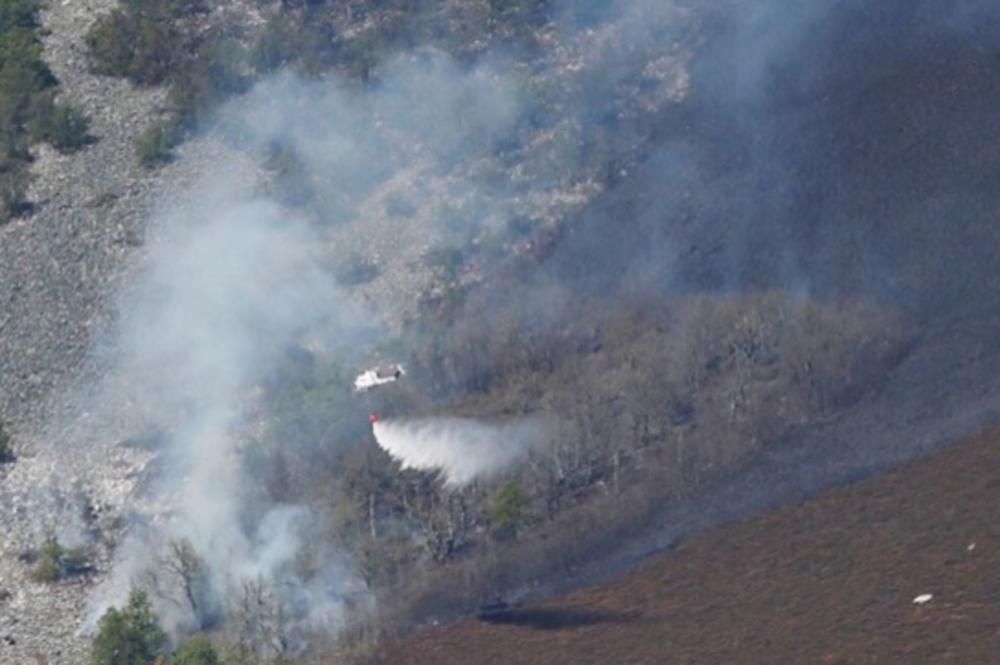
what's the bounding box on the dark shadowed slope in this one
[378,428,1000,664]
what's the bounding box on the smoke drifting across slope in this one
[83,175,371,638]
[373,417,543,486]
[64,0,1000,652]
[82,48,531,643]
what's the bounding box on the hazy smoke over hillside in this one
[84,178,369,637]
[84,48,529,641]
[68,0,1000,650]
[373,417,543,486]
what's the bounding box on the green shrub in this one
[490,481,530,532]
[30,551,61,583]
[122,0,207,20]
[135,119,180,168]
[91,589,167,665]
[0,0,89,219]
[85,10,179,85]
[0,420,13,462]
[0,0,41,31]
[84,11,133,78]
[252,8,353,77]
[335,253,380,286]
[262,143,318,207]
[252,15,309,74]
[0,25,45,66]
[36,103,90,152]
[0,20,59,160]
[167,36,251,128]
[0,163,31,220]
[173,635,221,665]
[30,535,90,583]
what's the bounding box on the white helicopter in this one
[353,362,405,392]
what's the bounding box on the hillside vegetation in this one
[6,0,999,664]
[71,1,928,661]
[377,428,1000,664]
[253,290,910,647]
[85,0,550,167]
[0,0,88,220]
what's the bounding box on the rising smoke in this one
[82,50,529,642]
[83,176,371,639]
[66,0,1000,650]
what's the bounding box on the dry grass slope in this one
[377,428,1000,664]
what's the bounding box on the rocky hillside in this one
[0,1,257,661]
[0,0,699,660]
[3,1,1000,663]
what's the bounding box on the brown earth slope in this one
[379,428,1000,664]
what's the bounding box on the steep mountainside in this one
[378,428,1000,664]
[3,1,1000,663]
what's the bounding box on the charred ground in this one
[377,427,1000,664]
[3,1,1000,663]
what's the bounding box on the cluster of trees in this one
[29,535,90,583]
[91,589,223,665]
[253,0,550,78]
[67,1,917,657]
[85,0,248,166]
[85,0,211,87]
[233,282,910,652]
[90,559,324,664]
[83,0,555,168]
[0,0,90,220]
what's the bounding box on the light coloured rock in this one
[0,1,695,661]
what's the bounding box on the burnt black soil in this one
[376,3,1000,661]
[379,427,1000,664]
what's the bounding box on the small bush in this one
[30,535,90,583]
[173,635,221,665]
[252,15,311,74]
[135,119,180,168]
[84,11,133,78]
[335,253,380,286]
[122,0,207,20]
[91,588,167,665]
[425,246,465,280]
[0,0,62,221]
[167,36,251,128]
[490,481,530,532]
[0,0,41,31]
[36,103,91,152]
[85,10,179,86]
[0,421,16,464]
[0,163,31,221]
[0,420,13,462]
[0,25,45,67]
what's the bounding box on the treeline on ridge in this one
[242,285,912,651]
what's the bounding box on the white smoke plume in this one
[372,417,543,486]
[59,0,925,642]
[79,50,526,643]
[81,172,370,640]
[21,0,1000,653]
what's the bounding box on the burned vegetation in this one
[253,288,912,643]
[54,0,1000,663]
